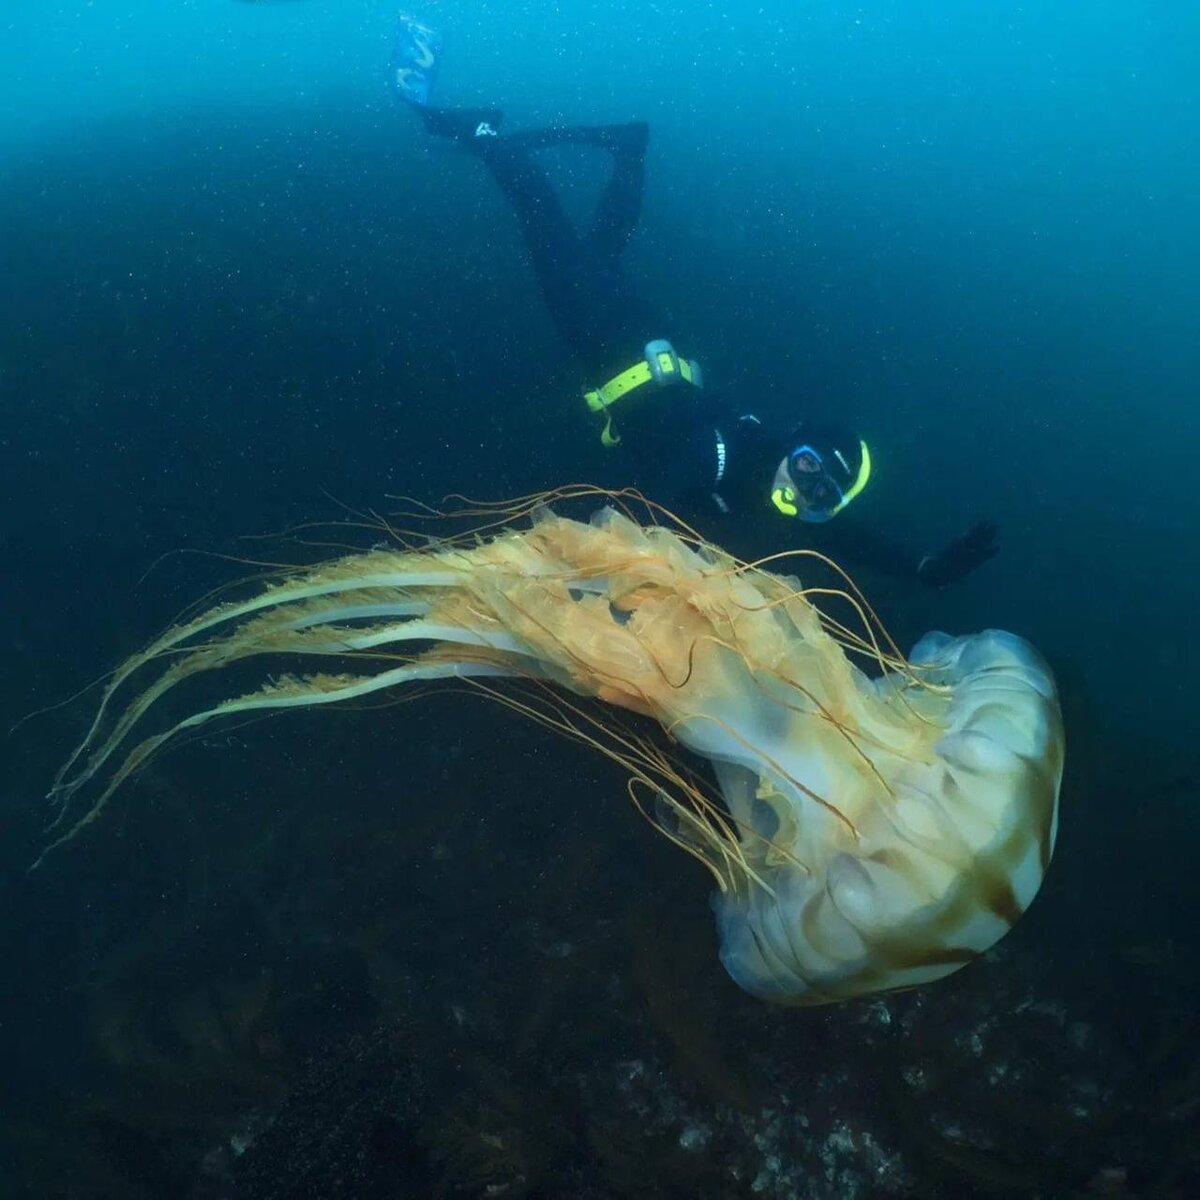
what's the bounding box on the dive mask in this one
[770,441,872,523]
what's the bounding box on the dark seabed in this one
[2,2,1198,1197]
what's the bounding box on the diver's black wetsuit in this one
[455,118,927,580]
[469,123,662,378]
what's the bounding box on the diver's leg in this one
[393,15,585,313]
[420,108,581,277]
[480,140,581,277]
[418,105,504,142]
[489,120,650,257]
[586,122,650,259]
[419,113,649,264]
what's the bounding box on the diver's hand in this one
[918,521,999,588]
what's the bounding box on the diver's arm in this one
[830,515,999,587]
[914,520,999,587]
[825,515,927,582]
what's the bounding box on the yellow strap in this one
[584,352,696,415]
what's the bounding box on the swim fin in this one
[390,12,443,106]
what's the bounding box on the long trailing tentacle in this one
[36,654,526,871]
[50,562,468,802]
[49,598,548,821]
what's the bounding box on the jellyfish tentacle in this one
[51,602,538,813]
[36,656,521,870]
[51,562,466,798]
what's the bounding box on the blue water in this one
[2,2,1197,1195]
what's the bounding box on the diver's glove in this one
[917,521,999,588]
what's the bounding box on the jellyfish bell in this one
[705,626,1062,1004]
[44,493,1064,1006]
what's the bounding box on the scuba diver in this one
[390,15,997,587]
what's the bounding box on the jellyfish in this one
[45,492,1063,1005]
